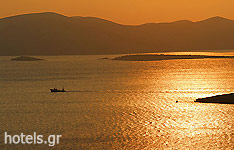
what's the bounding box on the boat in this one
[50,87,66,92]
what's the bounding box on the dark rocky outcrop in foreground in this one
[11,56,44,61]
[195,93,234,104]
[113,54,234,61]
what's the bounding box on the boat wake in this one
[66,90,98,93]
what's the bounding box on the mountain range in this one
[0,12,234,55]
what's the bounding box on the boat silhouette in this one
[50,87,66,92]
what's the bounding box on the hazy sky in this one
[1,0,234,24]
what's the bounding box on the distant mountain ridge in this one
[0,12,234,55]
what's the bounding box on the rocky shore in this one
[195,93,234,104]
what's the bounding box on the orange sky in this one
[1,0,234,25]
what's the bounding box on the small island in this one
[11,56,44,61]
[195,93,234,104]
[113,54,234,61]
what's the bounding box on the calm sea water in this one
[0,53,233,149]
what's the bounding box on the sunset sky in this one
[1,0,234,25]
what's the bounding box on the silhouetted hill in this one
[198,16,233,24]
[171,20,193,24]
[72,16,120,25]
[0,12,234,55]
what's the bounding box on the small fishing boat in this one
[50,87,66,92]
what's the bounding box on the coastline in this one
[195,93,234,104]
[113,54,234,61]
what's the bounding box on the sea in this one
[0,52,233,149]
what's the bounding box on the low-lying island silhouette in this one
[11,56,44,61]
[195,93,234,104]
[113,54,234,61]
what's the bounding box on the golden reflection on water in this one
[0,54,233,149]
[128,56,234,149]
[144,51,234,56]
